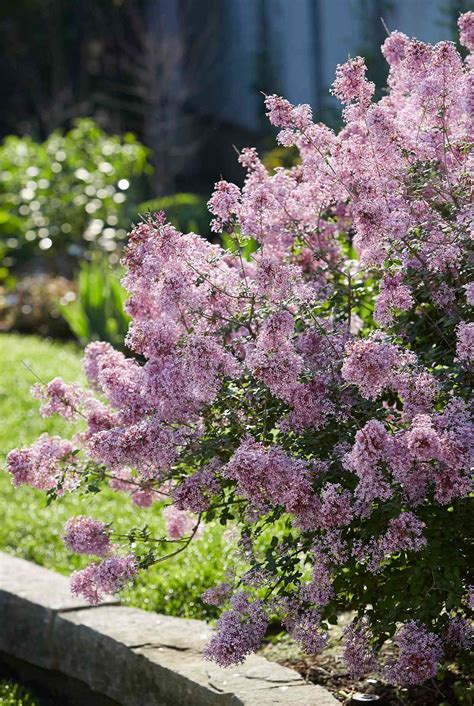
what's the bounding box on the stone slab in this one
[0,553,117,669]
[0,552,117,612]
[0,551,340,705]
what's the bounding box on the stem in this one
[148,514,203,565]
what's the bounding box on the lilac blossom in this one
[343,620,379,678]
[203,594,268,667]
[385,622,443,685]
[63,517,110,557]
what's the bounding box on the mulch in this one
[261,620,472,705]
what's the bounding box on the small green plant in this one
[0,119,150,271]
[0,679,42,706]
[61,260,130,349]
[139,193,210,236]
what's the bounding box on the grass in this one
[0,333,227,621]
[0,679,42,706]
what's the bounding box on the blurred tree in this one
[109,0,217,195]
[0,0,217,196]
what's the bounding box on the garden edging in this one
[0,553,339,705]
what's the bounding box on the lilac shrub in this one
[7,16,474,684]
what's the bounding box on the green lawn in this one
[0,334,226,620]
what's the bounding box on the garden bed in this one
[262,629,473,705]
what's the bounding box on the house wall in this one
[197,0,459,132]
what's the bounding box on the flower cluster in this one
[6,15,473,686]
[63,516,110,557]
[70,555,137,605]
[385,622,443,686]
[203,593,268,667]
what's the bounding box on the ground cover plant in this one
[0,334,225,620]
[6,14,474,688]
[0,679,42,706]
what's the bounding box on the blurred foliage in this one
[139,192,210,237]
[0,274,75,338]
[261,145,300,172]
[0,119,151,274]
[60,260,130,350]
[0,333,226,621]
[0,679,42,706]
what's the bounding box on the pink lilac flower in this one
[204,593,268,667]
[238,147,259,170]
[432,283,456,310]
[82,399,117,437]
[343,620,379,678]
[394,370,439,419]
[264,95,295,128]
[264,95,312,130]
[95,555,137,594]
[6,434,75,490]
[82,341,117,388]
[405,415,442,461]
[318,483,353,528]
[172,462,220,513]
[125,318,181,359]
[319,529,349,565]
[385,622,443,685]
[208,180,241,231]
[245,311,303,404]
[380,512,427,556]
[202,582,233,606]
[162,505,197,539]
[130,486,160,508]
[430,399,473,502]
[343,420,392,508]
[341,338,401,399]
[302,548,334,608]
[31,377,84,420]
[456,321,474,363]
[253,256,307,303]
[331,57,375,105]
[70,565,101,605]
[87,418,182,478]
[224,437,319,529]
[63,516,110,557]
[446,616,473,650]
[374,273,414,326]
[382,31,409,66]
[459,11,474,51]
[288,608,328,654]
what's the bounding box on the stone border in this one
[0,553,339,705]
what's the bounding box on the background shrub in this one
[0,274,75,338]
[0,119,151,275]
[139,193,210,238]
